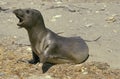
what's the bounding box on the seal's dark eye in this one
[26,10,30,14]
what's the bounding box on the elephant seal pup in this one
[13,8,89,64]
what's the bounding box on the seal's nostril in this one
[13,10,16,14]
[13,9,22,13]
[13,9,19,14]
[13,9,24,17]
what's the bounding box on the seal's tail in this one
[81,54,89,63]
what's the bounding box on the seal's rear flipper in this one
[42,62,55,73]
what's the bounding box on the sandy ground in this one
[0,0,120,79]
[0,39,120,79]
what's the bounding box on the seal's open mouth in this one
[16,15,24,26]
[13,9,24,28]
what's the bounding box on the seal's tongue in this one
[13,9,24,28]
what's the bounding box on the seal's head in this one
[13,8,44,29]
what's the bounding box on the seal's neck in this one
[27,20,47,35]
[26,23,47,45]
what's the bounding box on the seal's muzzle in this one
[13,9,25,28]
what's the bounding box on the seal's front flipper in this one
[28,51,40,64]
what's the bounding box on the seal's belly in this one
[47,57,74,64]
